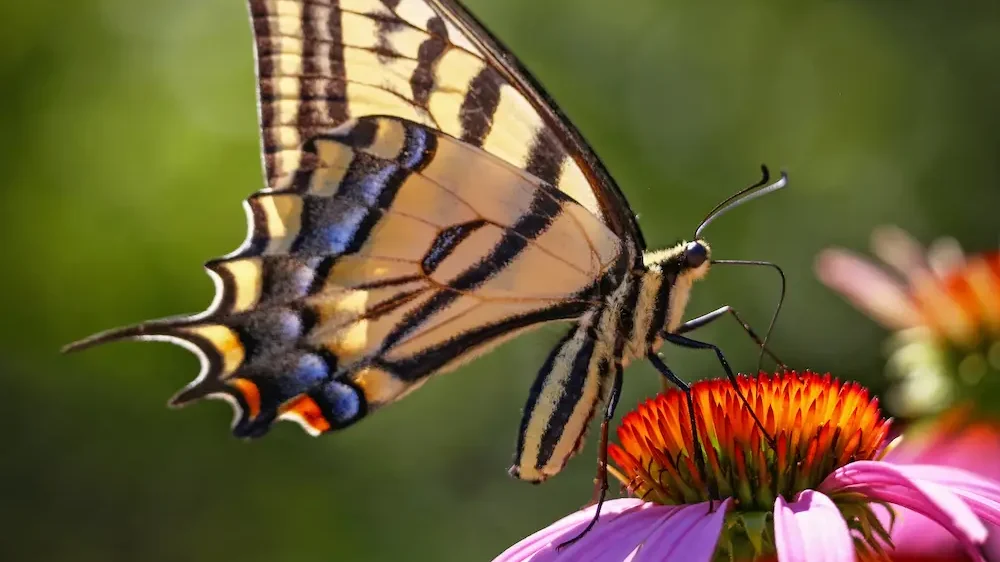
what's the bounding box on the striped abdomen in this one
[511,248,702,482]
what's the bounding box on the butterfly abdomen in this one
[509,243,713,481]
[510,272,652,481]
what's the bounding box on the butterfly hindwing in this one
[69,117,625,436]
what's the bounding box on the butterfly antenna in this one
[711,260,787,373]
[694,165,788,239]
[757,261,786,373]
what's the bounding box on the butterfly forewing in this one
[252,0,643,252]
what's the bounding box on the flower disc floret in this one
[609,371,892,511]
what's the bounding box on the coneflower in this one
[494,372,1000,561]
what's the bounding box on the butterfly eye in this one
[685,242,708,268]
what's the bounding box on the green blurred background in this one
[3,0,1000,560]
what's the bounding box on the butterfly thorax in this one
[589,241,713,368]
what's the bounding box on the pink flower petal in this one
[814,248,920,330]
[633,499,731,562]
[886,422,1000,559]
[880,507,966,559]
[820,461,989,560]
[774,490,855,562]
[847,486,987,562]
[549,506,666,562]
[889,464,1000,527]
[895,464,1000,502]
[493,499,728,562]
[925,236,966,278]
[494,499,645,562]
[870,225,930,280]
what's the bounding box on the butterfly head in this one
[682,239,711,279]
[675,165,787,280]
[642,239,712,281]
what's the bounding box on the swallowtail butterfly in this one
[66,0,787,514]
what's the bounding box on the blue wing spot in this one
[274,309,303,340]
[316,205,366,254]
[313,379,362,426]
[356,165,398,205]
[293,353,330,386]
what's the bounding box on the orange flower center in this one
[609,371,891,510]
[917,252,1000,344]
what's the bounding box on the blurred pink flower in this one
[816,226,1000,559]
[815,226,1000,418]
[494,373,1000,561]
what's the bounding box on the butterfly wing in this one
[67,0,644,437]
[253,0,644,253]
[68,117,627,436]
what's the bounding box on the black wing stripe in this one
[378,184,565,354]
[298,3,323,134]
[324,1,350,123]
[420,219,489,274]
[381,300,586,381]
[524,131,566,187]
[459,67,502,145]
[410,16,449,106]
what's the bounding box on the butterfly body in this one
[512,245,712,482]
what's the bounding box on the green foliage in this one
[2,0,999,560]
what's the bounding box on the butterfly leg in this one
[589,363,624,506]
[663,333,775,448]
[675,306,786,370]
[647,352,716,501]
[557,363,623,551]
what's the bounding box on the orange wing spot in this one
[280,395,331,434]
[229,378,262,420]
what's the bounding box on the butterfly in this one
[66,0,787,523]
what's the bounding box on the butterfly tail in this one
[62,316,195,354]
[63,312,265,431]
[65,309,367,439]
